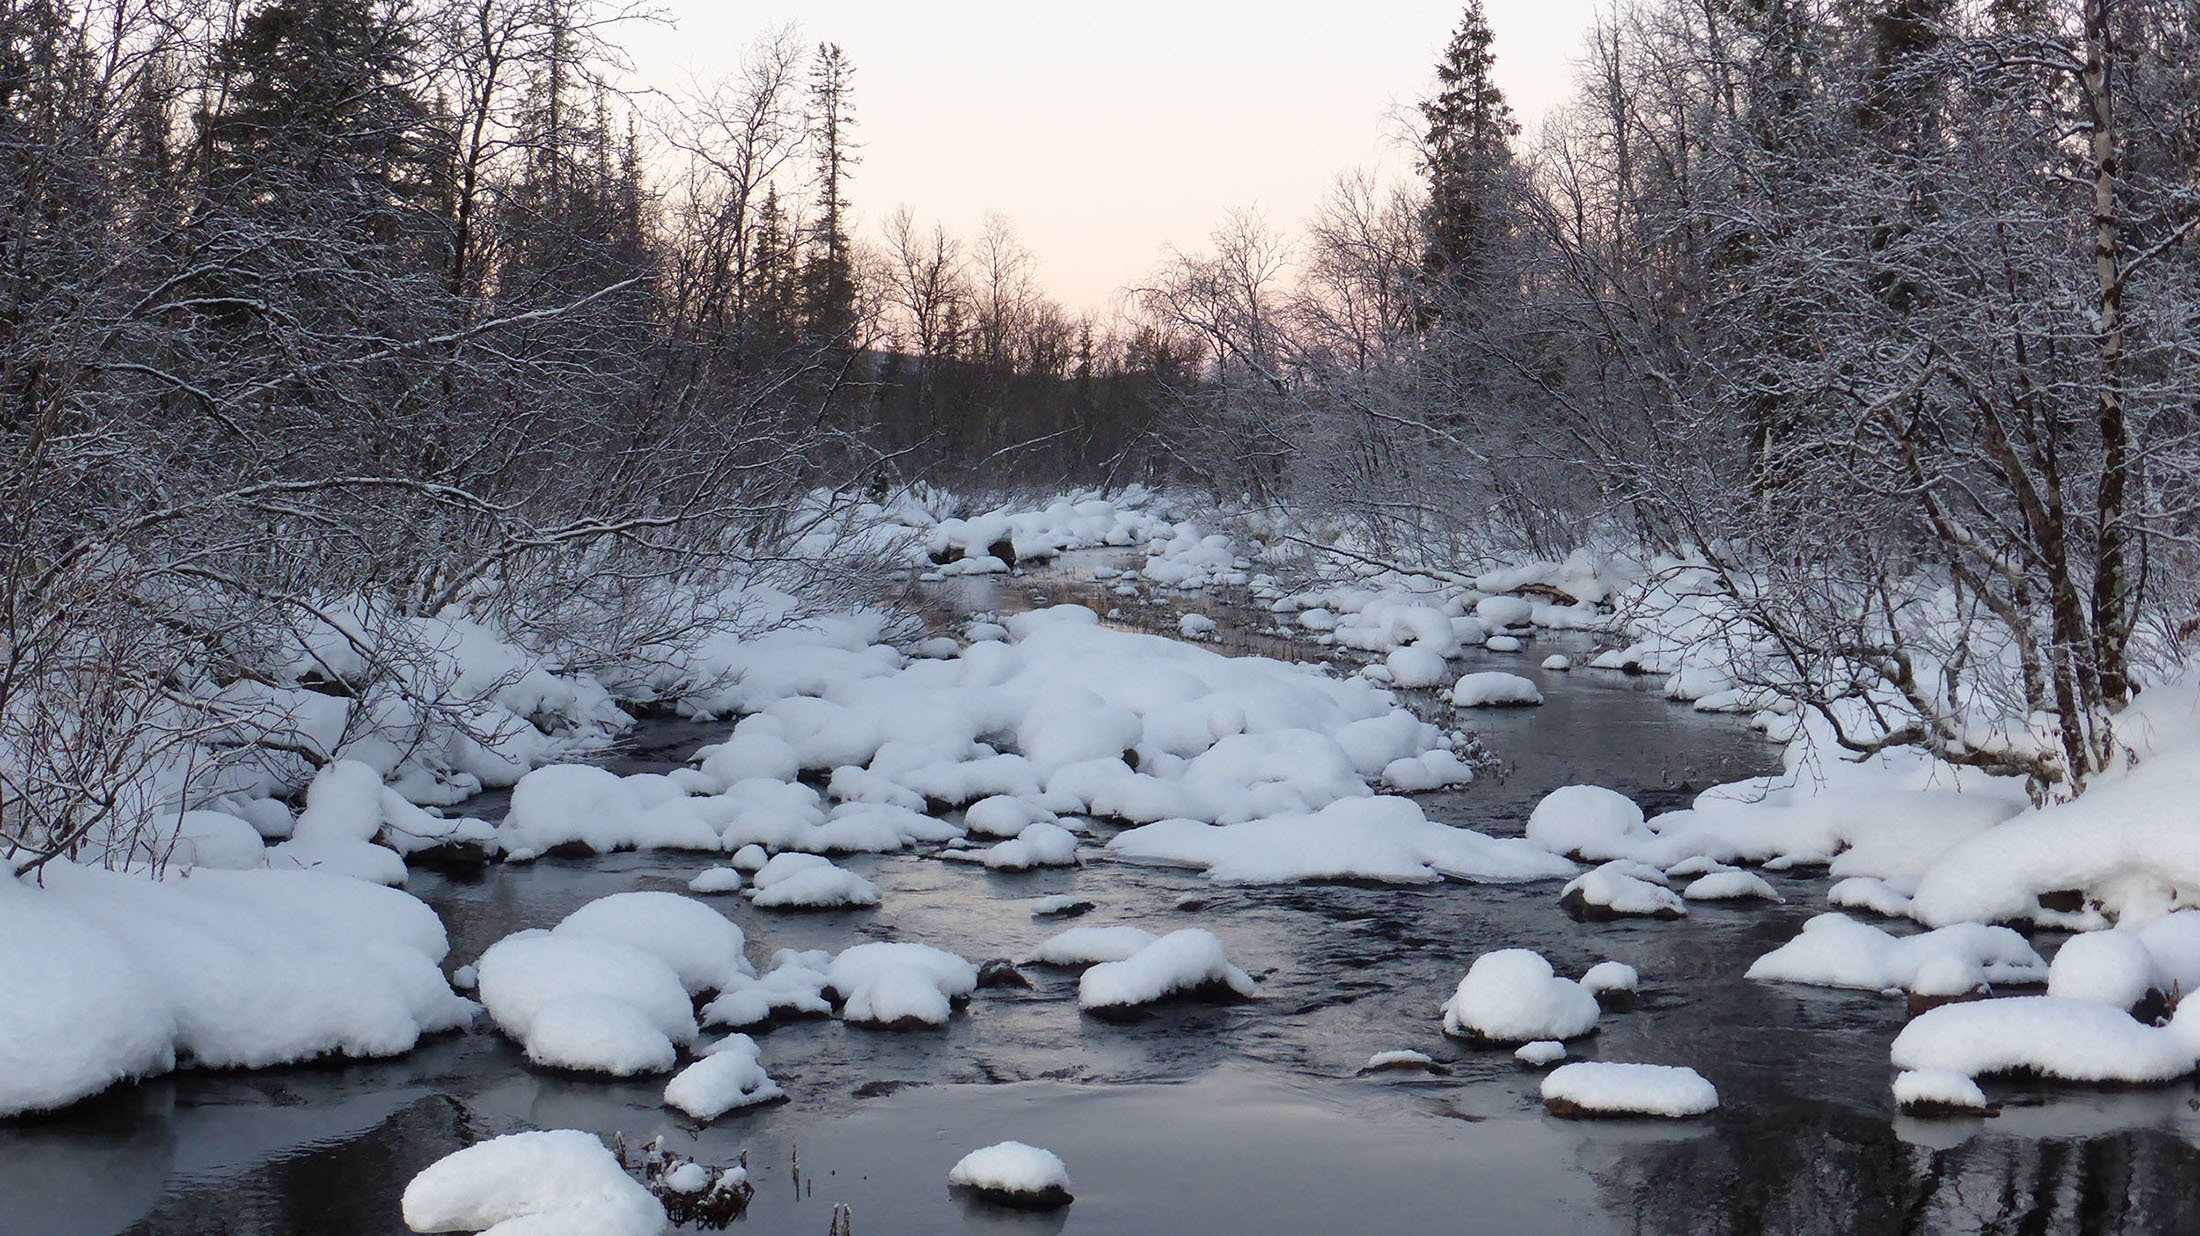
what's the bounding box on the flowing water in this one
[7,551,2199,1235]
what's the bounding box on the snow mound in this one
[688,867,745,894]
[746,852,881,910]
[1441,949,1601,1045]
[1581,961,1639,996]
[947,1141,1073,1209]
[1515,1040,1568,1067]
[1031,925,1158,966]
[475,930,696,1074]
[1078,929,1255,1012]
[1450,672,1542,708]
[402,1129,664,1236]
[1525,786,1653,861]
[2046,929,2162,1010]
[1541,1062,1718,1118]
[1746,913,2044,994]
[1892,996,2200,1084]
[827,942,978,1028]
[553,891,750,994]
[664,1034,784,1119]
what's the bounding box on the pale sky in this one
[628,3,1599,315]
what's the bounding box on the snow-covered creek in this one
[9,551,2200,1234]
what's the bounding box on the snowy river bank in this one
[8,550,2200,1235]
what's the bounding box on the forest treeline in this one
[1,0,2197,865]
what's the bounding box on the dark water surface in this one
[7,553,2200,1235]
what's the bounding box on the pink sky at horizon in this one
[630,4,1600,316]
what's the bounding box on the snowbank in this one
[0,864,470,1117]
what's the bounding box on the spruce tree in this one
[1418,2,1518,309]
[799,42,860,345]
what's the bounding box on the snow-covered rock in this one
[947,1141,1074,1209]
[1683,870,1784,903]
[745,852,881,910]
[701,950,833,1029]
[1893,1068,1992,1116]
[688,867,745,894]
[1030,925,1159,967]
[1441,949,1601,1045]
[827,942,978,1028]
[1892,996,2200,1084]
[664,1034,784,1119]
[553,892,750,995]
[1362,1049,1438,1072]
[1541,1062,1718,1118]
[1450,672,1542,708]
[1560,862,1686,921]
[402,1129,664,1236]
[1525,786,1653,861]
[1077,929,1255,1013]
[1746,913,2045,995]
[474,930,696,1075]
[1515,1040,1569,1068]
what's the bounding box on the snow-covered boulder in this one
[474,930,696,1075]
[1560,862,1686,921]
[664,1034,785,1120]
[1386,645,1452,689]
[1541,1062,1718,1118]
[827,942,978,1029]
[1441,949,1600,1045]
[1077,929,1255,1015]
[2046,929,2167,1016]
[948,1141,1074,1210]
[1581,960,1640,1010]
[553,892,750,995]
[688,867,744,894]
[402,1129,664,1235]
[1450,672,1542,708]
[1515,1040,1568,1068]
[1526,786,1652,861]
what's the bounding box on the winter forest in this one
[4,0,2200,1232]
